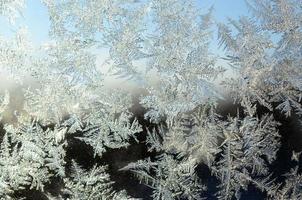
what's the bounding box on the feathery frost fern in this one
[0,0,301,199]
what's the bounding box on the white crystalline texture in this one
[0,0,301,199]
[0,0,25,23]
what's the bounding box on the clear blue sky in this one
[0,0,249,49]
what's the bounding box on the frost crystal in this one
[0,0,301,199]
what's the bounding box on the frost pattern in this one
[0,0,301,199]
[121,154,205,200]
[63,160,135,200]
[218,0,302,116]
[0,0,25,23]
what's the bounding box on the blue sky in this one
[0,0,250,44]
[200,0,249,21]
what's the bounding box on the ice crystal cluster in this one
[0,0,301,199]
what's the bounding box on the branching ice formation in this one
[0,0,301,199]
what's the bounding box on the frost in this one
[121,154,205,200]
[0,0,25,23]
[219,0,302,117]
[0,90,9,121]
[213,115,280,199]
[0,120,66,197]
[63,160,135,200]
[0,0,301,199]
